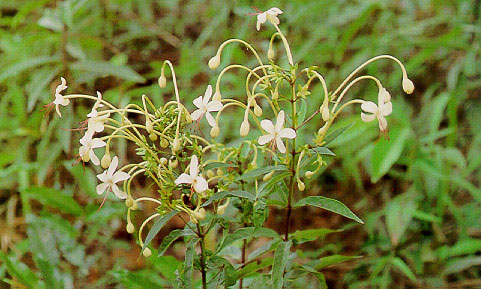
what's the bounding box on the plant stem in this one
[239,236,247,289]
[197,223,208,289]
[285,84,297,241]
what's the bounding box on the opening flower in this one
[361,87,392,132]
[87,91,104,118]
[191,85,223,127]
[79,129,106,165]
[96,156,130,199]
[53,77,69,117]
[256,7,283,31]
[175,155,208,194]
[258,110,296,153]
[88,113,110,133]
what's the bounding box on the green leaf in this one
[36,257,60,289]
[157,228,195,256]
[237,257,273,279]
[290,228,338,244]
[71,60,145,82]
[311,255,361,270]
[236,165,287,182]
[0,56,59,83]
[323,122,354,145]
[385,191,416,247]
[248,239,280,261]
[390,257,416,282]
[294,196,363,224]
[216,227,279,254]
[298,98,307,125]
[184,238,197,289]
[0,252,39,288]
[271,240,292,289]
[448,238,481,257]
[24,187,83,216]
[203,161,238,171]
[444,256,481,275]
[207,256,237,287]
[142,210,178,253]
[370,126,411,182]
[202,190,254,207]
[308,146,336,156]
[257,171,292,199]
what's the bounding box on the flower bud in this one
[206,169,215,179]
[126,222,135,233]
[216,168,223,176]
[142,248,152,257]
[320,103,330,122]
[253,102,263,117]
[172,138,180,154]
[125,196,134,207]
[210,125,220,138]
[217,199,230,215]
[263,170,274,182]
[305,171,314,179]
[146,119,153,133]
[193,208,206,220]
[160,138,169,148]
[160,157,168,166]
[271,89,278,100]
[213,90,221,101]
[131,200,138,210]
[402,77,414,94]
[101,153,111,169]
[158,75,167,88]
[81,152,90,163]
[169,159,178,168]
[317,123,328,136]
[268,47,275,60]
[297,179,305,191]
[149,133,158,141]
[208,55,221,69]
[240,120,250,137]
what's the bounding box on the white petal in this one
[79,146,89,158]
[97,171,108,182]
[268,7,283,15]
[90,150,100,165]
[260,119,275,134]
[257,13,267,30]
[205,112,216,127]
[378,87,391,103]
[381,101,392,116]
[87,109,98,118]
[55,104,62,118]
[193,95,203,109]
[189,155,199,178]
[203,85,212,104]
[266,14,279,25]
[279,128,296,139]
[361,101,378,114]
[275,110,285,132]
[276,136,286,153]
[191,109,204,121]
[96,182,109,195]
[91,138,106,148]
[258,134,274,145]
[193,176,209,193]
[112,184,127,199]
[361,112,376,122]
[175,173,193,185]
[108,156,118,177]
[80,130,93,146]
[378,116,388,131]
[207,101,223,112]
[113,171,130,183]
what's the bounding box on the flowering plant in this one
[47,7,413,288]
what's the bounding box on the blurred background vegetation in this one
[0,0,480,288]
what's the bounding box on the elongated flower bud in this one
[208,55,221,70]
[402,76,414,94]
[305,171,314,179]
[149,133,157,141]
[206,169,215,179]
[160,138,169,148]
[268,47,275,60]
[213,90,221,101]
[142,248,152,257]
[101,153,111,169]
[217,199,230,215]
[240,120,250,136]
[125,196,134,207]
[320,102,330,122]
[169,159,178,168]
[172,138,180,154]
[158,75,167,88]
[253,101,263,117]
[210,125,220,138]
[216,168,223,176]
[297,179,305,191]
[160,157,168,166]
[263,170,275,182]
[126,222,135,233]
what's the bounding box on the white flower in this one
[88,113,110,133]
[175,155,209,194]
[361,87,393,132]
[257,7,283,31]
[191,85,223,127]
[53,77,69,117]
[87,91,104,118]
[79,129,106,165]
[258,110,296,153]
[96,156,130,199]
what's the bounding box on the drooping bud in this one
[131,200,138,210]
[160,138,169,148]
[305,171,314,179]
[160,157,168,166]
[125,196,134,207]
[240,120,250,137]
[253,101,263,117]
[192,208,206,220]
[297,179,305,191]
[213,90,222,101]
[217,199,230,215]
[210,125,220,138]
[172,138,180,154]
[158,75,167,88]
[126,222,135,233]
[101,153,111,169]
[268,47,275,60]
[208,55,221,70]
[271,89,278,100]
[263,170,275,182]
[317,123,328,136]
[142,248,152,257]
[169,159,178,168]
[206,169,215,179]
[320,102,330,122]
[216,168,224,176]
[402,76,414,94]
[149,133,158,141]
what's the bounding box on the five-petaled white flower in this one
[361,87,392,132]
[257,7,283,31]
[175,155,209,194]
[88,113,110,133]
[258,110,296,153]
[191,85,223,127]
[53,77,69,117]
[96,156,130,199]
[79,129,106,165]
[87,91,104,118]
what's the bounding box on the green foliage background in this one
[0,0,480,288]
